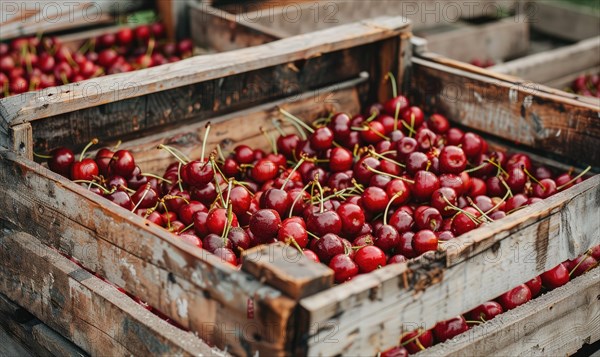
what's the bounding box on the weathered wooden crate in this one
[1,14,599,357]
[191,0,523,54]
[0,16,412,356]
[522,0,600,42]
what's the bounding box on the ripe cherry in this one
[70,158,99,181]
[467,301,503,323]
[526,276,543,297]
[496,284,531,310]
[439,145,467,174]
[213,247,238,266]
[337,203,366,236]
[251,159,279,183]
[433,316,468,342]
[310,127,334,151]
[249,209,281,242]
[354,245,386,273]
[412,229,438,255]
[206,208,238,236]
[400,329,434,354]
[361,186,389,213]
[184,160,214,187]
[109,150,136,178]
[412,171,440,202]
[277,220,308,248]
[540,263,570,289]
[329,254,359,283]
[306,210,342,236]
[48,147,75,177]
[329,147,353,172]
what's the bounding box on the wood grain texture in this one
[490,36,600,86]
[0,15,410,126]
[525,0,600,42]
[0,151,295,356]
[418,267,600,356]
[0,294,86,357]
[410,56,600,168]
[299,174,599,356]
[242,243,333,300]
[423,16,529,62]
[0,231,225,357]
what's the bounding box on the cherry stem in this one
[467,197,493,223]
[78,138,99,162]
[351,178,365,193]
[180,222,194,234]
[213,171,227,208]
[569,249,594,277]
[485,159,508,177]
[216,144,225,162]
[201,122,212,163]
[271,119,287,137]
[141,173,172,184]
[557,166,591,191]
[464,320,484,325]
[225,179,233,210]
[177,162,184,192]
[442,195,480,224]
[415,338,426,351]
[113,140,122,151]
[499,176,514,198]
[383,191,403,226]
[281,157,305,190]
[400,329,425,347]
[369,149,406,168]
[72,180,110,194]
[260,127,278,155]
[161,202,172,230]
[387,72,398,98]
[307,230,320,240]
[393,100,401,131]
[158,144,187,165]
[131,184,151,212]
[522,165,544,188]
[366,125,390,141]
[163,195,190,205]
[211,156,229,182]
[351,126,368,132]
[222,201,234,240]
[379,150,397,156]
[288,238,304,254]
[464,161,488,173]
[289,182,311,218]
[363,164,415,184]
[402,114,416,137]
[280,108,315,135]
[314,176,325,213]
[33,152,52,159]
[484,189,511,215]
[364,111,378,123]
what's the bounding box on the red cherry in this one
[249,209,281,242]
[277,221,308,248]
[360,121,387,144]
[374,224,399,253]
[439,145,467,174]
[361,186,389,213]
[412,171,440,202]
[526,276,543,297]
[540,263,570,289]
[431,187,457,217]
[400,329,433,354]
[184,160,214,187]
[178,233,202,249]
[568,255,598,278]
[467,301,503,323]
[384,95,409,117]
[206,208,238,236]
[532,178,558,199]
[428,113,450,134]
[461,132,484,159]
[400,106,424,129]
[354,245,386,273]
[109,150,136,178]
[178,201,207,226]
[227,227,251,253]
[451,207,481,236]
[328,113,351,141]
[70,158,99,181]
[10,77,28,94]
[337,203,366,236]
[151,23,166,38]
[106,190,134,210]
[433,316,468,342]
[48,147,75,177]
[306,210,342,237]
[98,49,119,68]
[213,247,238,266]
[496,284,532,310]
[329,147,353,172]
[251,159,278,183]
[227,186,251,216]
[116,27,134,45]
[412,229,438,255]
[380,346,408,357]
[310,127,334,151]
[131,184,159,209]
[329,254,359,283]
[353,156,380,185]
[414,206,442,231]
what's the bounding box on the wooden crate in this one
[191,0,523,53]
[1,14,600,357]
[0,17,412,356]
[523,0,600,42]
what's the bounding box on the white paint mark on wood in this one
[508,88,518,104]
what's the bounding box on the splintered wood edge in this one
[0,15,410,126]
[414,54,600,110]
[415,267,600,356]
[0,231,227,356]
[241,243,334,300]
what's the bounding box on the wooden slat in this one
[299,175,599,355]
[0,231,226,357]
[490,36,600,85]
[422,17,529,62]
[410,57,600,168]
[418,267,600,356]
[526,0,600,42]
[10,123,33,160]
[0,16,410,128]
[0,152,296,356]
[242,243,334,300]
[0,294,86,357]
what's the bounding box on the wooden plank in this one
[0,328,34,357]
[10,123,33,160]
[422,17,529,62]
[242,243,334,300]
[299,175,599,355]
[190,3,284,52]
[526,1,600,42]
[0,231,224,357]
[410,57,600,168]
[109,77,363,175]
[0,294,87,357]
[419,267,600,356]
[490,36,600,85]
[1,16,408,125]
[0,152,296,356]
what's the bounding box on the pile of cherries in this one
[568,73,600,98]
[42,74,592,278]
[382,246,599,356]
[0,23,193,97]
